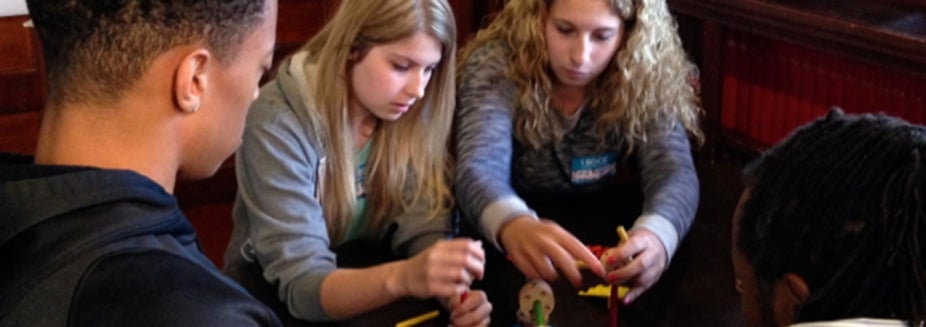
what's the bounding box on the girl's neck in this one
[348,104,379,151]
[551,84,588,117]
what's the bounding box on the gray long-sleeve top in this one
[454,41,699,262]
[223,52,450,321]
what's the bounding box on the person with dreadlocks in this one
[733,109,926,327]
[454,0,703,311]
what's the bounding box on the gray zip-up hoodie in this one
[455,41,699,263]
[223,52,450,321]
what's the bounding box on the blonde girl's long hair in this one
[459,0,703,152]
[300,0,456,245]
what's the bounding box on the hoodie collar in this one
[0,156,175,246]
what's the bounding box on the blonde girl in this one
[225,0,490,325]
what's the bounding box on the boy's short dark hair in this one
[26,0,268,106]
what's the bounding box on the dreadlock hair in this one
[738,108,926,326]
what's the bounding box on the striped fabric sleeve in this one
[454,43,536,249]
[634,121,700,262]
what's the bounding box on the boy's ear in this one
[782,273,810,304]
[775,273,810,324]
[174,49,211,114]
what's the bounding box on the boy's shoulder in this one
[69,250,280,326]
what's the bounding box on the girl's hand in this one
[447,290,492,327]
[392,239,485,299]
[500,217,606,287]
[599,228,667,304]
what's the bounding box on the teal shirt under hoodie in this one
[454,41,700,264]
[223,51,450,321]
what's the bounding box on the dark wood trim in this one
[670,0,926,159]
[668,0,926,77]
[698,20,725,160]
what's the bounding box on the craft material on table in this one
[517,279,554,326]
[395,310,439,327]
[578,284,629,298]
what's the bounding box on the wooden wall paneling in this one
[670,0,926,157]
[275,0,337,54]
[0,111,40,154]
[918,82,926,124]
[0,15,44,116]
[699,20,726,158]
[270,0,334,76]
[0,16,35,74]
[674,8,729,159]
[449,0,475,43]
[0,15,44,155]
[669,0,926,78]
[0,70,43,115]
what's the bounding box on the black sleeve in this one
[69,250,281,327]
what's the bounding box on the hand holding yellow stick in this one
[612,226,631,299]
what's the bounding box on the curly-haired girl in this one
[455,0,702,306]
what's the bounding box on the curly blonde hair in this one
[459,0,703,151]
